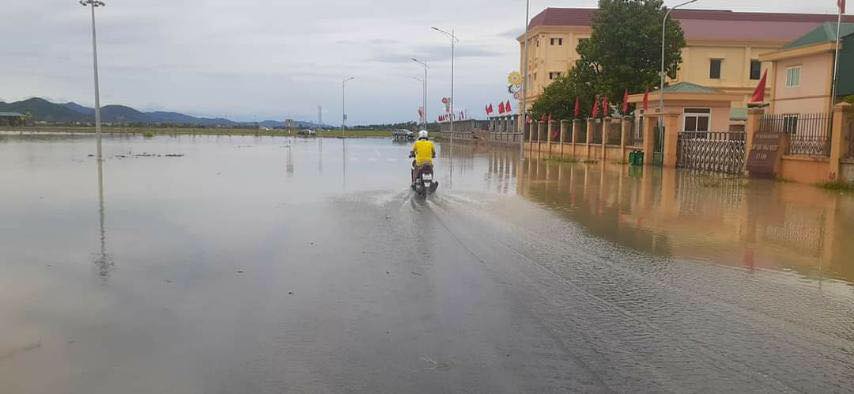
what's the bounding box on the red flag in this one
[591,97,600,118]
[526,115,533,124]
[749,70,768,103]
[498,101,505,114]
[573,97,581,118]
[505,100,512,113]
[642,89,650,111]
[621,89,629,114]
[487,104,494,115]
[840,0,846,13]
[601,96,609,117]
[540,113,546,122]
[547,113,552,123]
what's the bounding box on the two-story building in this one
[519,8,854,112]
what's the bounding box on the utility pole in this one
[660,0,698,132]
[341,77,354,137]
[80,0,106,160]
[432,27,459,144]
[411,58,429,129]
[521,0,530,155]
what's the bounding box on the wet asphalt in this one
[0,135,852,393]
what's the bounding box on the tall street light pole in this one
[521,0,530,154]
[660,0,697,130]
[411,58,429,129]
[432,26,459,144]
[80,0,105,160]
[341,76,355,138]
[411,76,426,128]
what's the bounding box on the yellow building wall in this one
[521,27,592,106]
[675,43,776,96]
[770,52,834,114]
[520,30,782,110]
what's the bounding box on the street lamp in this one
[410,76,426,128]
[659,0,697,128]
[411,58,428,129]
[431,26,459,142]
[341,76,355,138]
[521,0,530,154]
[80,0,106,160]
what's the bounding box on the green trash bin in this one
[629,150,644,166]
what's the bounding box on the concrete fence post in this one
[571,119,580,157]
[538,121,546,149]
[620,116,630,162]
[546,121,553,144]
[829,102,854,181]
[662,113,680,168]
[642,115,657,166]
[601,117,611,161]
[586,118,595,158]
[560,119,570,157]
[744,107,765,172]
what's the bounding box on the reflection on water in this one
[515,157,854,283]
[94,155,113,278]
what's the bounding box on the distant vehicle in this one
[392,129,415,142]
[297,129,316,136]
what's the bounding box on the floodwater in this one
[0,134,852,393]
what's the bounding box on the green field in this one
[0,126,392,139]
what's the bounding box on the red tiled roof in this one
[528,8,854,42]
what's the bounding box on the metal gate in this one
[677,131,746,174]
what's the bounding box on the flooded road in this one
[1,134,852,393]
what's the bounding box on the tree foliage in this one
[531,0,686,119]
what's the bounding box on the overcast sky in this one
[0,1,844,124]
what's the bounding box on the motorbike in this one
[411,162,438,196]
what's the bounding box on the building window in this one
[536,39,540,47]
[750,60,762,80]
[786,66,801,87]
[550,37,563,46]
[783,114,798,133]
[533,72,537,81]
[683,108,711,133]
[548,72,562,80]
[709,59,722,79]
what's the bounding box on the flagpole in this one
[830,5,843,113]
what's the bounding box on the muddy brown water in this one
[1,134,852,393]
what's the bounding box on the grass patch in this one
[142,131,155,138]
[818,180,854,192]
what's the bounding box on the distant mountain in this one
[63,102,94,115]
[0,98,85,123]
[0,97,331,128]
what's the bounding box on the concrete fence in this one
[524,116,641,163]
[745,103,854,184]
[520,103,854,184]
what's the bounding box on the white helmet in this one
[418,130,429,139]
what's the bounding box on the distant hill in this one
[63,101,94,115]
[0,97,330,129]
[0,98,84,123]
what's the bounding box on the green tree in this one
[531,69,596,120]
[531,0,686,119]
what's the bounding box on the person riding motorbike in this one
[409,130,436,188]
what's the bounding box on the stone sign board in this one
[747,132,788,178]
